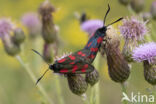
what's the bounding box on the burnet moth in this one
[33,4,123,84]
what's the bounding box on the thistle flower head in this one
[120,17,147,41]
[132,42,156,64]
[21,12,41,37]
[0,18,14,38]
[81,19,103,35]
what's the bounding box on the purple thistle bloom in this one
[120,17,147,41]
[21,12,41,36]
[132,42,156,64]
[81,19,103,35]
[0,18,14,38]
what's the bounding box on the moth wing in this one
[59,59,94,74]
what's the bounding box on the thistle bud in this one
[143,61,156,85]
[118,0,130,5]
[101,26,130,83]
[0,18,20,56]
[67,74,88,96]
[39,0,58,43]
[151,1,156,20]
[43,43,53,63]
[130,0,145,13]
[85,69,99,86]
[2,34,20,56]
[12,28,25,45]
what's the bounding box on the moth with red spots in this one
[33,4,123,84]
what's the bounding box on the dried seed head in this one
[118,0,130,5]
[85,69,99,86]
[130,0,145,13]
[21,12,41,38]
[12,28,25,45]
[39,0,55,20]
[101,26,130,83]
[67,74,88,96]
[43,43,53,63]
[151,1,156,20]
[143,60,156,85]
[39,0,58,43]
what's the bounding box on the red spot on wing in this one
[70,62,75,64]
[69,55,75,60]
[60,69,68,73]
[91,48,98,52]
[81,64,89,73]
[77,51,82,55]
[84,64,88,68]
[97,37,103,43]
[81,68,86,72]
[87,42,92,47]
[58,58,66,63]
[82,54,86,56]
[88,54,95,59]
[72,65,78,73]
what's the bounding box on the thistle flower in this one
[21,12,41,38]
[39,0,58,44]
[151,0,156,20]
[101,26,130,83]
[0,18,20,56]
[12,28,25,44]
[85,69,99,86]
[81,19,103,35]
[0,18,14,37]
[132,42,156,85]
[130,0,145,13]
[120,17,147,41]
[67,74,88,96]
[132,42,156,64]
[120,17,148,62]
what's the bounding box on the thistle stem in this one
[121,82,128,104]
[15,55,54,104]
[93,54,100,104]
[54,76,65,104]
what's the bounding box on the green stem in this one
[15,55,54,104]
[121,83,128,104]
[93,54,100,104]
[55,76,65,104]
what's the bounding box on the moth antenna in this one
[103,4,110,26]
[106,17,123,27]
[36,68,49,85]
[32,49,50,66]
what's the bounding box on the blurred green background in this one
[0,0,155,104]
